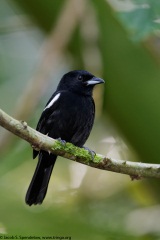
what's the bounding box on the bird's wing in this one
[36,92,61,133]
[33,91,61,158]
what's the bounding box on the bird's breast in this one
[60,94,95,146]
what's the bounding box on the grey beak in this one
[86,77,105,86]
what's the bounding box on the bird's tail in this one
[25,151,57,206]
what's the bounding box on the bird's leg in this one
[48,137,66,155]
[57,137,66,146]
[83,146,96,160]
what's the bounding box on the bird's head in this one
[57,70,104,96]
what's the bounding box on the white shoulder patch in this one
[44,93,61,111]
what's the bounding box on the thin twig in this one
[0,108,160,179]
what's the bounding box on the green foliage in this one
[118,0,160,40]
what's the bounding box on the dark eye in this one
[78,75,83,81]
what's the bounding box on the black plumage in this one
[25,70,104,206]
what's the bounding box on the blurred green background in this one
[0,0,160,239]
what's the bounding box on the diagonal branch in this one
[0,108,160,179]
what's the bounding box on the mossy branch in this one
[0,108,160,179]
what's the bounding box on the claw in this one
[57,137,66,145]
[83,146,95,160]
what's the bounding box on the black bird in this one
[25,70,104,206]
